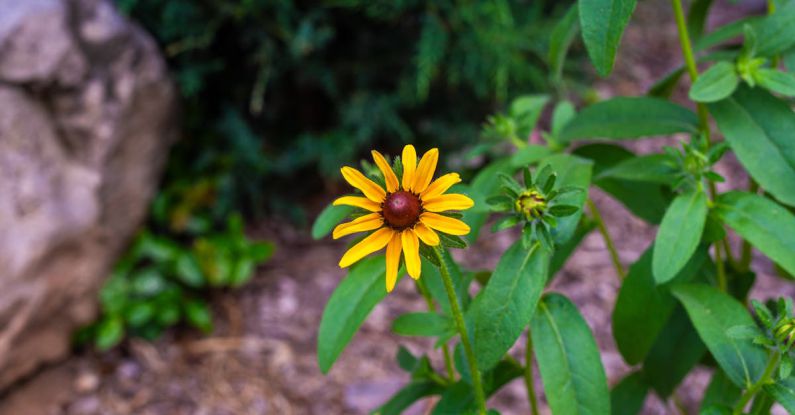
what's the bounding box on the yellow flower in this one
[333,145,474,292]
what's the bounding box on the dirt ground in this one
[1,1,793,414]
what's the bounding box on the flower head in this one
[488,164,580,250]
[333,145,474,292]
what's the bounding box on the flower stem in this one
[586,199,625,280]
[732,352,781,415]
[524,332,540,415]
[433,246,487,415]
[416,277,456,380]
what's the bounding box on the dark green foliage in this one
[116,0,578,220]
[78,214,273,350]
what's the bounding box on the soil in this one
[1,1,793,414]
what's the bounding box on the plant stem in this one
[671,0,710,136]
[416,277,456,380]
[733,352,781,415]
[714,243,728,292]
[673,0,732,292]
[586,199,625,280]
[524,332,540,415]
[433,246,487,414]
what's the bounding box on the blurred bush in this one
[116,0,578,222]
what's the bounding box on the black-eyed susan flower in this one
[333,145,474,292]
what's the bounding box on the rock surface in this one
[0,0,177,389]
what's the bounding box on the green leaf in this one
[96,315,124,351]
[511,95,549,139]
[754,1,795,57]
[532,293,610,415]
[432,360,523,414]
[312,204,354,240]
[372,381,443,415]
[709,85,795,207]
[466,241,550,371]
[549,216,596,279]
[695,16,763,52]
[715,192,795,277]
[701,369,742,411]
[574,144,670,224]
[755,68,795,97]
[540,153,592,245]
[548,4,579,84]
[551,101,577,138]
[641,306,707,397]
[578,0,637,77]
[184,299,213,333]
[596,154,677,184]
[687,0,715,42]
[764,380,795,413]
[653,190,708,284]
[317,255,395,373]
[175,253,205,288]
[610,372,648,415]
[689,61,739,103]
[613,245,707,364]
[671,284,768,387]
[509,145,555,169]
[559,97,699,143]
[392,312,452,338]
[463,160,513,242]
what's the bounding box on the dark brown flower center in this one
[382,191,421,229]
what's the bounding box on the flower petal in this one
[385,232,402,292]
[421,173,461,200]
[414,223,440,246]
[412,148,439,193]
[332,213,384,239]
[371,150,399,193]
[339,227,394,268]
[422,193,475,212]
[332,196,381,212]
[341,166,386,203]
[401,145,417,191]
[420,212,471,236]
[401,230,421,279]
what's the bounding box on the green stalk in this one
[433,246,487,414]
[732,352,781,415]
[586,199,625,279]
[524,332,541,415]
[416,277,456,380]
[672,0,729,291]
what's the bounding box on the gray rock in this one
[0,0,177,389]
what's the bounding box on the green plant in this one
[116,0,582,222]
[314,1,795,413]
[80,203,273,350]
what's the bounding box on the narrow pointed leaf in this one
[671,284,768,387]
[653,190,708,284]
[318,256,396,373]
[578,0,638,77]
[560,97,699,142]
[312,204,354,240]
[715,191,795,278]
[466,241,550,371]
[610,372,648,415]
[531,293,610,415]
[709,86,795,207]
